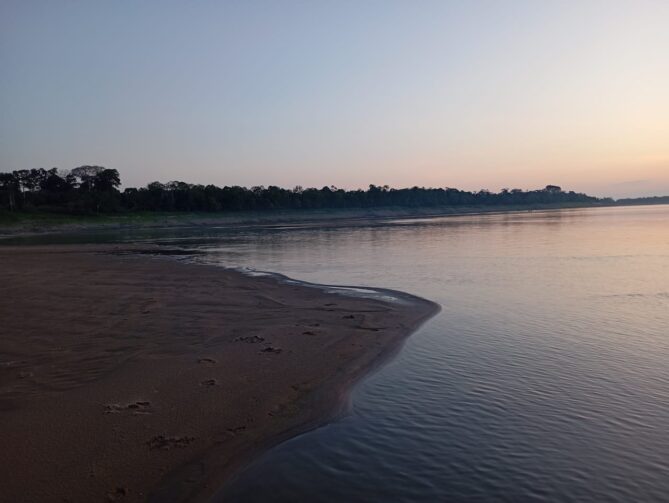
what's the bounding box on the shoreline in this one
[0,244,439,502]
[0,202,619,240]
[156,283,438,503]
[162,276,440,503]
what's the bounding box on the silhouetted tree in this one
[71,165,105,191]
[0,173,19,211]
[93,169,121,192]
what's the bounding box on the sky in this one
[1,1,668,198]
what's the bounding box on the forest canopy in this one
[0,166,609,214]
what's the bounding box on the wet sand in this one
[0,245,439,502]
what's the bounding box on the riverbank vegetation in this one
[1,166,613,215]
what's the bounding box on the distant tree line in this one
[615,195,669,206]
[0,166,607,214]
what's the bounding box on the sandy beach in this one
[0,245,438,502]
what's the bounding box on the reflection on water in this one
[5,206,669,501]
[212,206,669,502]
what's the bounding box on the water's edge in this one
[142,252,441,503]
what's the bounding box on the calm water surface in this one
[210,206,669,502]
[7,206,669,501]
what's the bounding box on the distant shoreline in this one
[0,201,642,239]
[0,244,439,502]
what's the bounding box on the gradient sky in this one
[2,1,668,197]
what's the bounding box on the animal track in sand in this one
[104,401,152,415]
[146,435,196,450]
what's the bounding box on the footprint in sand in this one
[234,335,265,344]
[342,314,355,319]
[140,298,159,314]
[146,435,196,450]
[291,381,315,392]
[105,401,152,415]
[200,379,217,387]
[302,331,317,336]
[268,402,298,417]
[106,486,128,501]
[197,358,217,364]
[260,347,282,354]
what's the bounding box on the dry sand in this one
[0,245,438,502]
